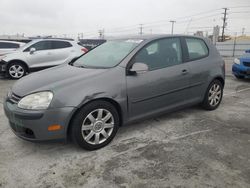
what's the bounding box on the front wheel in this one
[7,62,27,79]
[202,79,223,110]
[70,101,119,150]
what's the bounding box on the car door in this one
[49,41,73,66]
[182,37,210,101]
[126,37,191,121]
[24,41,54,68]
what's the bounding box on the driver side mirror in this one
[129,62,149,75]
[30,48,36,54]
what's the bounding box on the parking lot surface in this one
[0,58,250,188]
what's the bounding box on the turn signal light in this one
[48,124,62,131]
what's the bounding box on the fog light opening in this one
[25,128,34,136]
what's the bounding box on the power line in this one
[229,11,250,14]
[227,5,250,9]
[74,7,248,38]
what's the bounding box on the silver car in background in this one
[4,35,225,150]
[0,40,25,56]
[0,38,88,79]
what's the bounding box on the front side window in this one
[133,38,182,71]
[0,42,19,49]
[25,41,52,51]
[73,40,142,68]
[185,38,208,60]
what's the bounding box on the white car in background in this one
[0,38,88,79]
[0,40,26,56]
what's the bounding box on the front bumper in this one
[0,60,7,74]
[232,63,250,78]
[3,97,76,141]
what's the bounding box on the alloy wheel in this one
[208,83,222,107]
[81,109,114,145]
[9,65,25,78]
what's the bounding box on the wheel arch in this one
[213,76,225,88]
[202,76,225,104]
[7,59,29,72]
[66,97,123,138]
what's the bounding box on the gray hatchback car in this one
[4,35,225,150]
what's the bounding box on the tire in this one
[202,79,223,110]
[235,75,244,79]
[7,62,27,79]
[70,101,119,150]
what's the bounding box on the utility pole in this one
[139,24,143,35]
[170,20,176,35]
[98,29,104,39]
[232,32,237,57]
[221,8,228,42]
[242,28,245,36]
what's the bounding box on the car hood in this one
[1,50,23,61]
[12,64,109,97]
[240,53,250,61]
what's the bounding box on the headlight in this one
[234,58,240,65]
[18,91,53,110]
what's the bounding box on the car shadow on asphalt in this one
[12,105,203,153]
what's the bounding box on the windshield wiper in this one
[75,65,85,68]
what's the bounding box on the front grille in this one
[243,62,250,67]
[8,92,21,104]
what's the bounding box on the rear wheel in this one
[7,62,27,79]
[70,101,119,150]
[202,79,223,110]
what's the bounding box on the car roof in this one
[30,38,76,43]
[108,34,206,41]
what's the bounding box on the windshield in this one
[73,39,143,68]
[19,40,36,51]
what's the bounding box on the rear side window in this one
[51,41,72,49]
[0,42,19,49]
[185,38,208,60]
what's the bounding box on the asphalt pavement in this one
[0,58,249,188]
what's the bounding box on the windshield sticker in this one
[125,39,143,44]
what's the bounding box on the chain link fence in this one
[215,39,250,57]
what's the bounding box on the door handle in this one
[182,69,188,75]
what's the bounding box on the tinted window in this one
[185,38,208,60]
[51,41,72,49]
[133,38,182,71]
[0,42,19,49]
[25,41,52,51]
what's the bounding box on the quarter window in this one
[133,38,182,71]
[185,38,208,60]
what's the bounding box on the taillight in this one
[81,48,88,53]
